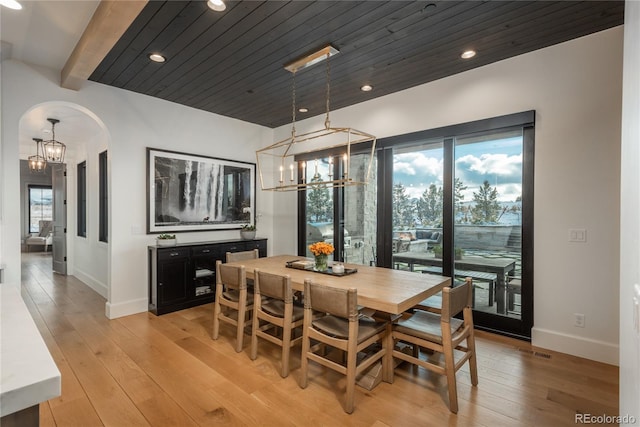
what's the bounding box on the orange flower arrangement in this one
[309,241,335,256]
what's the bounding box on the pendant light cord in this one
[324,52,331,129]
[291,71,297,139]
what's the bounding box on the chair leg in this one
[212,301,221,340]
[382,323,394,384]
[250,308,259,361]
[467,332,479,386]
[443,337,459,414]
[344,344,358,414]
[236,303,247,353]
[412,344,419,358]
[299,331,310,389]
[212,284,222,340]
[281,322,292,378]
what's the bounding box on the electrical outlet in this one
[574,313,585,328]
[568,228,587,242]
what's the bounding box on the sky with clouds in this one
[393,135,523,203]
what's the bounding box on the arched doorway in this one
[19,101,111,299]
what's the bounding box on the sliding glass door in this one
[299,112,534,339]
[388,127,531,337]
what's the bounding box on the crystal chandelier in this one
[43,118,66,163]
[256,45,376,192]
[28,138,47,172]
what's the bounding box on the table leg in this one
[495,274,506,314]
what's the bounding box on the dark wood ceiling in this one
[90,1,624,128]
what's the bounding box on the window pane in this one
[99,151,108,242]
[29,186,53,233]
[392,140,444,271]
[454,129,523,318]
[305,158,334,258]
[77,161,87,237]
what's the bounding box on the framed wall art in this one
[147,148,255,234]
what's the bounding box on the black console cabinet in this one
[148,238,267,315]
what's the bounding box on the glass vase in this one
[314,254,328,272]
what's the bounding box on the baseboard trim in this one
[73,270,107,298]
[105,298,148,319]
[531,327,619,366]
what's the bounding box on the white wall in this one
[274,27,624,364]
[619,0,640,420]
[1,60,274,318]
[70,127,109,297]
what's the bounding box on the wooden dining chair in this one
[212,260,254,352]
[225,249,259,263]
[391,277,478,413]
[250,269,304,378]
[299,280,389,414]
[226,249,259,287]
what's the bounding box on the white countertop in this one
[0,284,61,417]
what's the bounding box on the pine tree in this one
[416,184,443,226]
[454,177,467,212]
[393,183,415,228]
[306,173,332,222]
[470,180,500,223]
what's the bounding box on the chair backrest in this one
[255,269,292,303]
[226,249,259,263]
[303,280,358,321]
[441,277,472,321]
[216,260,247,290]
[39,220,53,237]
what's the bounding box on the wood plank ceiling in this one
[89,1,624,128]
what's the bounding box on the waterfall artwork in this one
[147,148,255,233]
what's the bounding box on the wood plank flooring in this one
[18,252,619,426]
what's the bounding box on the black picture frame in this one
[146,148,255,234]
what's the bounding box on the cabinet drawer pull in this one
[201,249,210,253]
[170,252,180,257]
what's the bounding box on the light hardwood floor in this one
[19,252,619,426]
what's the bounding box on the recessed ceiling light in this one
[149,53,166,63]
[461,50,476,59]
[207,0,226,12]
[360,84,373,92]
[0,0,22,10]
[298,108,308,113]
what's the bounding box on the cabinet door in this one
[192,252,216,298]
[157,256,190,306]
[244,240,267,257]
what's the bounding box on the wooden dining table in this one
[226,254,451,390]
[226,254,451,315]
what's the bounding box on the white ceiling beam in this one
[61,0,148,90]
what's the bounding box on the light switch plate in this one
[634,284,640,334]
[568,228,587,242]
